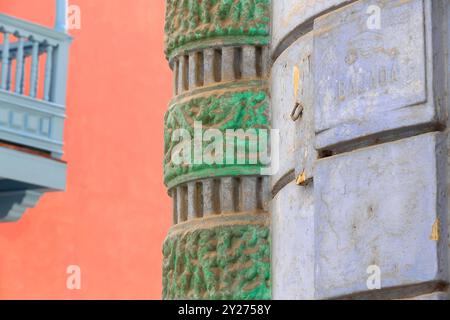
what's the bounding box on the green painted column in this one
[162,0,272,300]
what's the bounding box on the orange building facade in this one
[0,0,172,299]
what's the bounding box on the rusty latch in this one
[296,170,312,187]
[290,102,304,121]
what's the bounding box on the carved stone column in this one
[162,0,272,299]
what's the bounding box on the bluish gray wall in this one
[271,0,450,300]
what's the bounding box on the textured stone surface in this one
[268,0,450,301]
[271,0,351,56]
[220,177,236,213]
[163,0,273,301]
[171,176,270,222]
[272,181,315,300]
[163,220,271,300]
[164,90,270,188]
[241,176,258,212]
[202,179,217,216]
[222,47,236,82]
[242,46,258,79]
[270,31,315,188]
[314,0,445,151]
[314,133,448,299]
[269,63,318,301]
[164,0,270,58]
[203,48,217,85]
[293,33,316,185]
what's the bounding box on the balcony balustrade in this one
[0,0,71,222]
[0,13,71,158]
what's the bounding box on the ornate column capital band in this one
[164,0,270,60]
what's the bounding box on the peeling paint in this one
[430,218,440,241]
[293,65,300,101]
[296,170,308,186]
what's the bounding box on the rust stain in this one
[293,65,300,101]
[296,170,307,186]
[430,218,440,241]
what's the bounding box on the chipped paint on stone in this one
[431,218,440,241]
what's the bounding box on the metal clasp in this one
[290,102,304,121]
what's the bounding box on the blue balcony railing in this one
[0,1,71,222]
[0,12,71,158]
